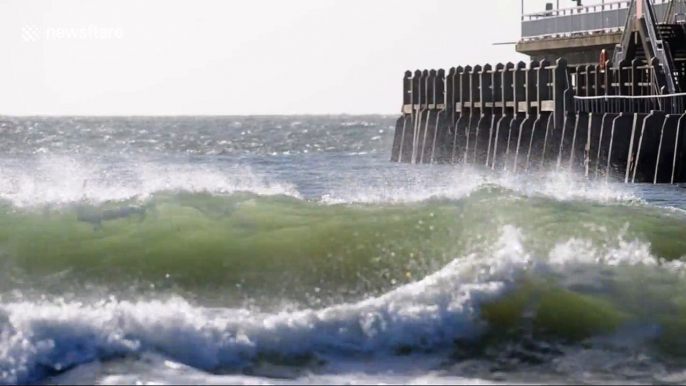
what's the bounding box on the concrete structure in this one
[516,32,622,67]
[517,0,683,66]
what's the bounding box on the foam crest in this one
[321,166,640,206]
[0,155,643,209]
[321,166,485,205]
[0,226,533,384]
[0,155,300,207]
[548,224,686,271]
[549,237,656,268]
[497,169,642,204]
[99,372,501,385]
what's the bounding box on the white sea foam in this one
[99,372,503,385]
[549,224,686,273]
[0,225,679,385]
[321,165,641,206]
[0,155,300,207]
[0,154,647,209]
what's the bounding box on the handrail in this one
[614,0,637,63]
[522,0,674,41]
[574,91,686,99]
[664,0,686,23]
[574,90,686,115]
[522,0,674,19]
[522,0,632,19]
[664,0,675,22]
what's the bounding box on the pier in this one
[391,0,686,184]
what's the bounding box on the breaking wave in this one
[0,155,684,384]
[2,224,686,384]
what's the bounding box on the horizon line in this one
[0,112,401,119]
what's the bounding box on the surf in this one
[0,151,685,384]
[2,223,686,385]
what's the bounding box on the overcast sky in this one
[1,0,604,116]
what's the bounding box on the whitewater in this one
[0,116,686,385]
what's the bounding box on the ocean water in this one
[0,115,686,385]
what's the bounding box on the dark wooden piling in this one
[586,113,604,178]
[595,113,619,180]
[674,114,686,183]
[391,71,413,162]
[656,114,683,183]
[513,60,539,172]
[419,70,436,164]
[491,63,515,170]
[465,65,482,164]
[631,111,666,183]
[605,113,635,181]
[487,63,505,167]
[452,66,472,163]
[474,64,493,165]
[569,112,589,172]
[430,69,449,164]
[503,62,528,171]
[528,59,552,171]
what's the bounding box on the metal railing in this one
[574,92,686,114]
[521,0,676,40]
[665,0,686,22]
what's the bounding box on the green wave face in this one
[0,191,468,304]
[0,187,684,296]
[2,187,686,352]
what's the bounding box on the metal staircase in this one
[614,0,682,95]
[657,23,686,89]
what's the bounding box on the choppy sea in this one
[0,115,686,385]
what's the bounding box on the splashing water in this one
[0,116,684,385]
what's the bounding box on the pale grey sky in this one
[1,0,599,116]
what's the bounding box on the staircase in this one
[658,23,686,90]
[614,0,681,95]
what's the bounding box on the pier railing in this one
[521,0,679,40]
[575,92,686,114]
[572,59,685,114]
